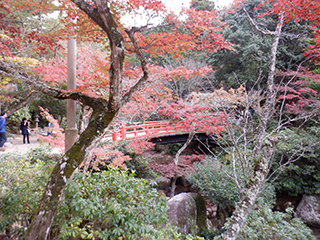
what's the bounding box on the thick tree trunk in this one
[23,1,151,238]
[24,1,130,238]
[221,12,284,240]
[0,1,147,239]
[25,108,116,240]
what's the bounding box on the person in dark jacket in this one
[0,112,7,151]
[20,117,30,144]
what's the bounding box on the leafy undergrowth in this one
[0,147,203,240]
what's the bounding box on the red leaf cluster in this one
[277,68,320,114]
[37,106,65,151]
[159,100,227,136]
[148,154,204,178]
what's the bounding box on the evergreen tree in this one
[191,0,215,11]
[207,0,312,88]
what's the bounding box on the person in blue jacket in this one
[0,112,8,151]
[20,117,30,144]
[47,121,54,136]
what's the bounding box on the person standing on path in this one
[20,117,30,144]
[0,112,8,151]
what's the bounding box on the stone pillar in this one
[35,115,39,130]
[65,36,78,152]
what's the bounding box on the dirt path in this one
[0,132,62,155]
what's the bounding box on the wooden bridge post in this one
[121,126,126,140]
[112,131,117,141]
[174,122,178,132]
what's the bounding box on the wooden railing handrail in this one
[105,121,188,141]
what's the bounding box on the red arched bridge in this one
[105,121,215,145]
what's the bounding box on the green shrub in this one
[272,127,320,196]
[54,169,181,240]
[212,204,315,240]
[0,154,54,239]
[235,187,315,240]
[236,206,315,240]
[26,145,61,163]
[0,151,202,240]
[125,154,157,179]
[187,156,240,208]
[8,106,32,132]
[188,156,315,240]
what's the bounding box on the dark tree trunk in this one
[24,1,132,239]
[25,107,117,240]
[21,0,152,238]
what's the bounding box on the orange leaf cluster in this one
[37,106,65,151]
[126,7,235,60]
[277,68,320,114]
[0,0,64,55]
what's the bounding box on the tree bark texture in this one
[25,106,116,240]
[169,132,195,198]
[6,90,40,117]
[221,12,284,240]
[174,131,195,165]
[12,0,150,239]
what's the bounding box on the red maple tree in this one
[277,68,320,115]
[0,1,237,238]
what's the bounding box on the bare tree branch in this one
[0,60,103,109]
[240,2,275,36]
[6,90,40,116]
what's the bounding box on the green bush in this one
[8,106,32,132]
[54,169,192,240]
[187,156,240,208]
[0,150,202,240]
[236,206,315,240]
[236,187,315,240]
[26,145,61,163]
[212,203,315,240]
[188,156,315,240]
[125,154,157,179]
[272,127,320,196]
[0,154,54,238]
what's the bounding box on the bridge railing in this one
[106,121,187,141]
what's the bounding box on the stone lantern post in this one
[35,115,39,130]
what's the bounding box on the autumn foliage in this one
[2,0,320,238]
[0,0,63,55]
[277,68,320,114]
[149,154,205,178]
[37,106,65,151]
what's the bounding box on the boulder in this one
[155,176,171,191]
[295,194,320,227]
[167,192,207,235]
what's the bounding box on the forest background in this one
[1,0,320,239]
